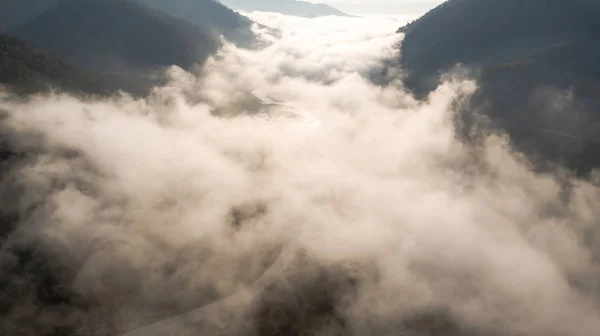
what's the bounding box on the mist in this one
[1,13,600,336]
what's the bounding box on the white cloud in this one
[308,0,445,15]
[1,13,600,336]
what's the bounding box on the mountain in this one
[398,0,600,175]
[0,0,57,31]
[0,32,107,95]
[140,0,257,45]
[398,0,600,93]
[7,0,221,95]
[0,0,256,46]
[10,0,219,73]
[220,0,350,18]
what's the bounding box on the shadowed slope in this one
[0,33,107,95]
[10,0,220,72]
[398,0,600,174]
[140,0,257,46]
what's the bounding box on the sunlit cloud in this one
[1,12,599,336]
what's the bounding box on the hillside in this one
[0,0,57,31]
[220,0,350,18]
[10,0,219,73]
[398,0,600,174]
[0,33,106,95]
[0,0,256,46]
[140,0,256,45]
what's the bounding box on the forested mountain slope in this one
[0,33,106,95]
[398,0,600,174]
[140,0,256,45]
[7,0,222,95]
[0,0,256,46]
[10,0,220,72]
[0,0,57,31]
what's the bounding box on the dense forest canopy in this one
[399,0,600,93]
[139,0,257,45]
[0,0,257,46]
[398,0,600,175]
[0,32,107,95]
[4,0,226,95]
[0,0,262,95]
[9,0,220,72]
[0,0,58,31]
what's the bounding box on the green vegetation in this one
[3,0,225,95]
[140,0,257,45]
[10,0,220,72]
[398,0,600,174]
[0,0,57,31]
[399,0,600,93]
[0,32,107,95]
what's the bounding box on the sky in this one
[308,0,445,15]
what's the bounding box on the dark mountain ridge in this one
[0,0,256,45]
[220,0,350,18]
[139,0,257,46]
[398,0,600,175]
[399,0,600,93]
[10,0,219,72]
[0,0,58,31]
[7,0,222,95]
[0,32,107,95]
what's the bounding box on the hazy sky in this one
[307,0,445,15]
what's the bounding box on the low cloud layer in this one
[1,13,599,336]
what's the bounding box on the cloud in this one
[304,0,445,16]
[1,13,599,336]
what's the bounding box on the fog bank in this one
[1,13,599,336]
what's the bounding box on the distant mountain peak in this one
[220,0,350,18]
[139,0,257,45]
